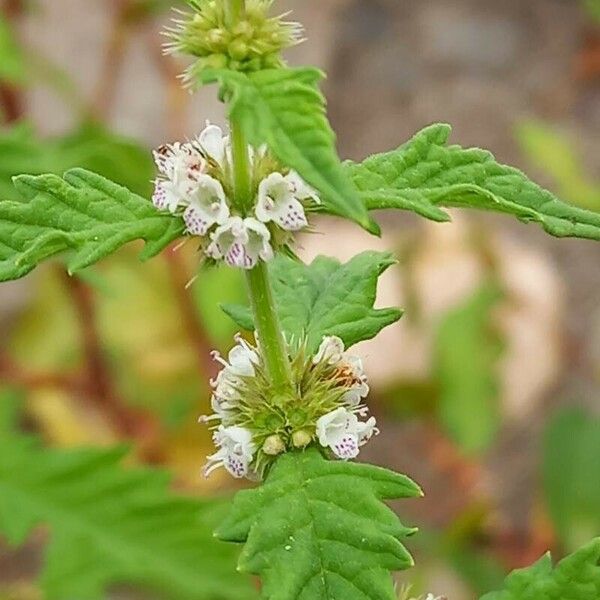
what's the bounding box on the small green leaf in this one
[221,251,403,352]
[433,283,503,454]
[202,67,377,233]
[480,538,600,599]
[543,408,600,552]
[217,448,421,600]
[0,422,256,599]
[346,123,600,240]
[0,168,183,281]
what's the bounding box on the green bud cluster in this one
[165,0,303,85]
[226,341,347,478]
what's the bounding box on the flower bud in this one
[263,434,285,456]
[229,38,250,61]
[292,430,312,448]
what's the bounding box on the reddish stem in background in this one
[60,271,159,445]
[149,30,215,381]
[92,0,132,120]
[0,0,26,122]
[147,28,189,140]
[164,246,217,380]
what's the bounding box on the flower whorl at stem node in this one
[151,122,320,270]
[200,334,378,479]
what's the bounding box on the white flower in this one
[339,355,370,407]
[152,141,206,212]
[197,123,229,166]
[316,407,378,460]
[153,141,206,183]
[255,172,309,231]
[203,425,255,478]
[200,335,259,424]
[313,335,345,365]
[182,174,229,235]
[213,334,259,378]
[286,170,320,203]
[313,336,370,407]
[206,216,274,269]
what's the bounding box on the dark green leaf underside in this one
[217,448,421,600]
[346,123,600,240]
[0,168,183,281]
[221,251,403,352]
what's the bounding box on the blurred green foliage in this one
[517,121,600,212]
[433,283,503,455]
[583,0,600,23]
[0,123,155,199]
[0,14,26,85]
[543,408,600,553]
[0,390,255,600]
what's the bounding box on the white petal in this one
[357,417,378,445]
[256,173,308,231]
[244,217,274,264]
[152,179,180,213]
[331,434,360,460]
[285,170,320,203]
[224,453,250,478]
[225,241,257,269]
[152,144,174,177]
[222,425,254,452]
[274,197,308,231]
[183,175,230,235]
[198,124,228,164]
[228,344,257,377]
[313,336,345,365]
[316,407,350,446]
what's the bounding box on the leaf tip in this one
[363,215,381,236]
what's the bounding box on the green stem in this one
[230,122,252,213]
[245,262,293,393]
[225,0,292,393]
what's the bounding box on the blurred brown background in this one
[1,1,599,598]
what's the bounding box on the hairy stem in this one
[225,0,292,392]
[245,262,292,392]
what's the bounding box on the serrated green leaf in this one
[201,67,377,233]
[480,538,600,600]
[0,168,183,281]
[0,417,256,599]
[221,251,403,352]
[433,283,503,454]
[543,408,600,552]
[346,123,600,240]
[217,448,421,600]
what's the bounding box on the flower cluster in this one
[152,123,319,270]
[200,334,378,479]
[165,0,303,86]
